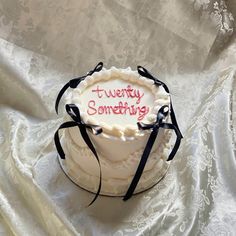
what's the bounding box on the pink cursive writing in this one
[87,100,149,121]
[91,85,144,104]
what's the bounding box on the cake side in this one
[60,129,171,196]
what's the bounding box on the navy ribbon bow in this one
[137,66,183,140]
[55,62,103,114]
[54,104,102,206]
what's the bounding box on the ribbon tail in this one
[88,62,103,75]
[160,123,182,161]
[170,100,183,138]
[54,121,78,159]
[137,66,154,80]
[79,126,102,206]
[55,82,70,114]
[123,128,159,201]
[168,134,181,161]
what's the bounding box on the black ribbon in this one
[137,66,183,142]
[123,66,183,201]
[54,104,103,206]
[55,62,103,114]
[123,105,182,201]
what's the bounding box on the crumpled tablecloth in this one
[0,0,236,235]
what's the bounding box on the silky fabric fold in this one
[0,0,235,235]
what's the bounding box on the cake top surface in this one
[66,67,170,137]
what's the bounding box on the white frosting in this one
[79,79,154,126]
[61,66,173,196]
[66,67,170,137]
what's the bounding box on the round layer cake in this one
[59,66,172,196]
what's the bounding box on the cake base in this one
[57,153,170,197]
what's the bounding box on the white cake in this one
[57,65,174,197]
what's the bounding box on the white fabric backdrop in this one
[0,0,236,235]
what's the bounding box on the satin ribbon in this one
[137,66,183,141]
[123,66,183,201]
[54,104,103,206]
[55,62,103,114]
[123,105,182,201]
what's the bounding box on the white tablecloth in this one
[0,0,236,235]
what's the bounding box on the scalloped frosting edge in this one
[65,66,170,138]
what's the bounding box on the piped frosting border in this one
[65,67,170,137]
